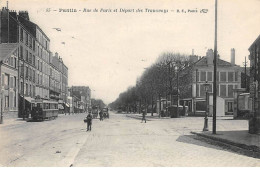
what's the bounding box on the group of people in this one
[85,109,146,132]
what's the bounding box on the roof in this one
[195,57,239,67]
[0,43,18,62]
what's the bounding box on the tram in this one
[31,100,59,121]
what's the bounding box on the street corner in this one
[190,130,260,158]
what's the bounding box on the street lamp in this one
[0,92,3,124]
[203,81,211,131]
[175,65,180,118]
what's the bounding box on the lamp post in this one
[0,92,3,124]
[203,81,211,131]
[175,65,180,117]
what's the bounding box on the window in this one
[200,71,206,82]
[4,74,9,86]
[220,85,227,97]
[20,46,23,58]
[30,85,32,96]
[228,102,233,112]
[14,58,17,68]
[5,96,9,108]
[200,84,206,97]
[228,72,234,82]
[20,28,23,41]
[220,72,227,82]
[14,93,16,107]
[235,72,238,81]
[29,53,32,64]
[33,55,35,66]
[26,66,28,78]
[228,85,234,97]
[10,77,13,88]
[14,76,17,88]
[26,84,28,96]
[25,33,28,45]
[33,40,35,51]
[207,71,213,82]
[26,50,29,61]
[20,82,23,93]
[29,36,32,48]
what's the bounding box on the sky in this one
[1,0,260,104]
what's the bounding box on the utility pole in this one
[213,0,218,134]
[243,56,248,91]
[176,65,179,118]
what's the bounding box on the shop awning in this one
[24,97,35,103]
[65,103,70,107]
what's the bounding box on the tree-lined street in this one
[0,112,259,167]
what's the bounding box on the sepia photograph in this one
[0,0,259,167]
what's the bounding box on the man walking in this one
[99,110,103,121]
[141,109,146,123]
[86,112,93,131]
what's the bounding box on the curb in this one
[191,131,260,154]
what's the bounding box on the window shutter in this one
[10,77,14,88]
[9,92,13,108]
[2,74,4,85]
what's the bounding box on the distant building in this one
[0,43,19,119]
[248,34,260,134]
[69,86,91,112]
[177,49,241,116]
[49,52,61,101]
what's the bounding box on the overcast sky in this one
[2,0,260,104]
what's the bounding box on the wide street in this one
[0,112,259,167]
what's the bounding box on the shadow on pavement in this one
[176,134,260,159]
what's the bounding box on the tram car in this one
[102,107,109,119]
[92,106,99,119]
[31,100,59,121]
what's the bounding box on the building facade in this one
[0,43,19,119]
[69,86,91,113]
[178,49,241,116]
[0,7,69,118]
[248,34,260,134]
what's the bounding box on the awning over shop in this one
[65,103,70,107]
[24,97,35,103]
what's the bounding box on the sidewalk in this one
[126,113,260,156]
[191,130,260,155]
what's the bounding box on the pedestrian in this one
[141,109,146,123]
[99,111,103,121]
[86,112,93,131]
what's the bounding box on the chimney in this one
[206,49,214,65]
[18,11,29,20]
[231,48,235,65]
[55,52,58,58]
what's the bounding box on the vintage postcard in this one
[0,0,259,167]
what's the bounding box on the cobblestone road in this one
[0,112,259,167]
